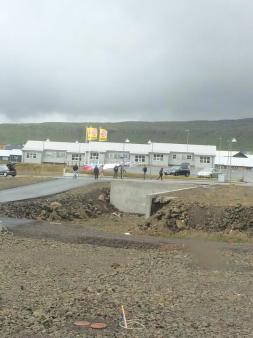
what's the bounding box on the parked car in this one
[197,167,220,178]
[164,165,190,177]
[0,163,17,177]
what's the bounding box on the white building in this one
[215,151,253,169]
[22,140,216,168]
[0,149,22,162]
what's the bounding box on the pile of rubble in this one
[0,188,115,222]
[141,198,253,233]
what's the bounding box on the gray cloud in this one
[0,0,253,122]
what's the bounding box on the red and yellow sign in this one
[99,128,108,142]
[86,127,98,141]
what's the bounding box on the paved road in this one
[0,177,103,203]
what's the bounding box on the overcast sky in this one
[0,0,252,123]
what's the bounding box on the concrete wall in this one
[110,180,196,214]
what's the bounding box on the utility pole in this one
[185,129,190,160]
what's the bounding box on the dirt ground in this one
[1,232,253,338]
[1,183,253,336]
[0,176,53,191]
[168,184,253,206]
[2,183,253,240]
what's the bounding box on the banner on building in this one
[86,127,98,141]
[99,128,108,142]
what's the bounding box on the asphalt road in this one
[0,177,100,203]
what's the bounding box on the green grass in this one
[1,118,253,151]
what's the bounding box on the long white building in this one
[22,139,216,168]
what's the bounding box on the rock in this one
[0,187,115,223]
[111,263,120,269]
[98,194,105,201]
[176,219,187,229]
[50,201,62,210]
[0,224,8,233]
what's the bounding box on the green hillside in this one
[1,119,253,151]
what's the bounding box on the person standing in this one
[120,165,125,179]
[113,165,118,179]
[94,165,99,180]
[100,165,104,178]
[72,164,78,179]
[159,167,164,180]
[143,166,147,179]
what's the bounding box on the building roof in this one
[23,140,216,156]
[23,140,86,153]
[215,156,253,168]
[216,150,240,157]
[0,149,22,157]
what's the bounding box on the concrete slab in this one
[110,180,197,214]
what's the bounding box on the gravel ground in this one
[1,232,253,337]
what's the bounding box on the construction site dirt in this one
[1,183,253,337]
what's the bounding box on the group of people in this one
[142,166,164,180]
[113,165,126,179]
[73,164,164,180]
[72,164,102,180]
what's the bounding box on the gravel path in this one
[4,218,253,252]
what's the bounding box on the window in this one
[135,155,145,163]
[187,155,192,160]
[200,156,210,163]
[172,154,177,159]
[26,152,37,159]
[90,152,99,160]
[153,154,164,161]
[72,153,81,161]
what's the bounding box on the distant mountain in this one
[0,118,252,151]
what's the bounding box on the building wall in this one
[130,154,149,165]
[194,155,214,168]
[168,152,195,166]
[43,150,66,164]
[150,153,169,167]
[0,156,9,161]
[89,152,105,165]
[21,143,216,169]
[10,155,22,162]
[104,151,130,164]
[23,151,42,164]
[66,152,86,166]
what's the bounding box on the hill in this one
[1,119,253,151]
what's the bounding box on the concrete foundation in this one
[110,180,197,215]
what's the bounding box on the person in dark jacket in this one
[120,165,126,179]
[94,165,99,180]
[72,164,78,178]
[113,165,118,178]
[143,166,147,179]
[159,167,164,180]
